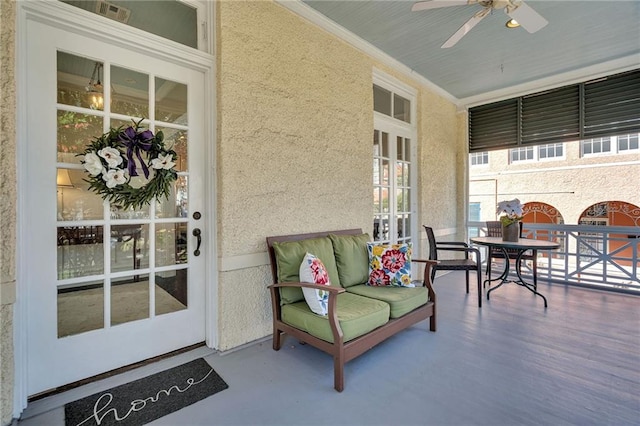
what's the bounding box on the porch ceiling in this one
[300,0,640,105]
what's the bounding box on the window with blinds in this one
[468,69,640,152]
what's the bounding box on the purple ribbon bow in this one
[119,127,154,178]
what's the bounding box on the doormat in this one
[64,358,228,426]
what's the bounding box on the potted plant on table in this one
[496,198,524,242]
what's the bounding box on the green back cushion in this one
[272,237,341,304]
[328,233,370,288]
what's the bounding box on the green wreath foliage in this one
[80,119,178,210]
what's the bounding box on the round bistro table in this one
[470,236,560,308]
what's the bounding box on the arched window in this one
[522,202,564,224]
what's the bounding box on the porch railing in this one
[468,222,640,294]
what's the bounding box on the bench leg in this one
[273,329,282,351]
[429,313,437,332]
[334,356,344,392]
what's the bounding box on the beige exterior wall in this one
[0,0,16,424]
[469,141,640,225]
[215,1,464,350]
[0,0,465,418]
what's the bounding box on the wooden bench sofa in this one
[266,228,437,392]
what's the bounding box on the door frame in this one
[14,1,217,415]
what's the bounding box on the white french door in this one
[23,19,207,395]
[373,118,416,246]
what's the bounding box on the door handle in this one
[193,228,202,256]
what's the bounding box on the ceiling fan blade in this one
[441,12,486,48]
[506,1,548,33]
[411,0,470,12]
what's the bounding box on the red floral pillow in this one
[299,252,331,315]
[366,243,413,287]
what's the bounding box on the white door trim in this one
[14,1,217,417]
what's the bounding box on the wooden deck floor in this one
[20,272,640,425]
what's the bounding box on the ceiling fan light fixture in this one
[506,19,520,28]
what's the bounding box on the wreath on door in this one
[80,119,178,210]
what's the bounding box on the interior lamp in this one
[56,169,74,188]
[85,62,104,109]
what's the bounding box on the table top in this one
[470,236,561,250]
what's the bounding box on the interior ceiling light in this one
[86,62,103,93]
[506,19,520,28]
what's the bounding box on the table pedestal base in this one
[484,248,547,308]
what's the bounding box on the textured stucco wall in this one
[418,91,463,233]
[0,0,16,424]
[215,1,464,350]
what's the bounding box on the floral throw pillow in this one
[366,243,414,287]
[299,252,331,316]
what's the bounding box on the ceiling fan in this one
[411,0,548,48]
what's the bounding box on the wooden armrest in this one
[268,282,345,293]
[268,281,345,345]
[411,259,437,304]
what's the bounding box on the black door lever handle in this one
[193,228,202,256]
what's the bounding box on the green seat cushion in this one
[281,292,390,343]
[272,237,341,304]
[328,233,370,288]
[346,284,428,318]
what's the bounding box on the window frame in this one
[580,133,639,157]
[469,151,489,166]
[509,142,565,163]
[372,70,417,249]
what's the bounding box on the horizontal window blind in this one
[468,69,640,152]
[468,99,518,152]
[521,85,580,145]
[584,70,640,138]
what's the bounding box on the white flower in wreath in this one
[150,153,176,170]
[103,168,128,189]
[83,152,105,177]
[98,147,124,168]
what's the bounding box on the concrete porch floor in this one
[18,271,640,425]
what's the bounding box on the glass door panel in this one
[111,274,150,326]
[57,280,105,337]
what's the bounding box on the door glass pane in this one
[381,188,389,213]
[381,132,389,157]
[155,176,189,219]
[111,65,149,117]
[155,78,188,125]
[60,1,199,49]
[395,163,403,189]
[57,111,104,163]
[156,270,188,315]
[57,168,105,221]
[373,130,380,156]
[156,223,188,266]
[111,225,149,273]
[57,52,104,111]
[57,226,104,279]
[111,275,150,326]
[58,280,104,337]
[157,127,188,172]
[381,160,389,185]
